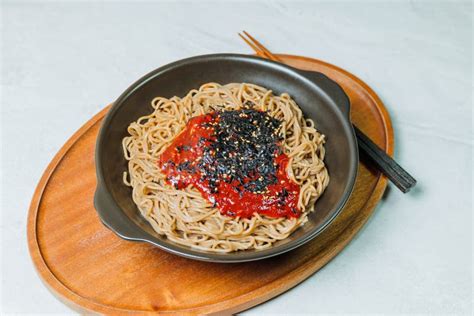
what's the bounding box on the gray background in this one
[1,0,472,314]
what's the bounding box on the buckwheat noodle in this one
[122,83,329,252]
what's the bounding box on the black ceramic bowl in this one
[95,54,358,263]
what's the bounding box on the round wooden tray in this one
[27,54,394,315]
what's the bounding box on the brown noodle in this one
[122,83,329,252]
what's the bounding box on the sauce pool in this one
[158,110,301,219]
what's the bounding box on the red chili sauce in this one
[158,108,300,219]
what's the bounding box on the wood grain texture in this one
[27,54,394,315]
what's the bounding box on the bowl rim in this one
[94,53,358,263]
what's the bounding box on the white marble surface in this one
[1,1,472,314]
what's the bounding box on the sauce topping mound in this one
[159,108,301,218]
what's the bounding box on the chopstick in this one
[353,126,416,193]
[238,31,416,193]
[240,31,280,61]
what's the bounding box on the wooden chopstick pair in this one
[238,31,280,61]
[238,31,416,193]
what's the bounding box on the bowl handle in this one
[296,69,351,119]
[94,184,148,241]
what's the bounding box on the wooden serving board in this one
[27,54,394,315]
